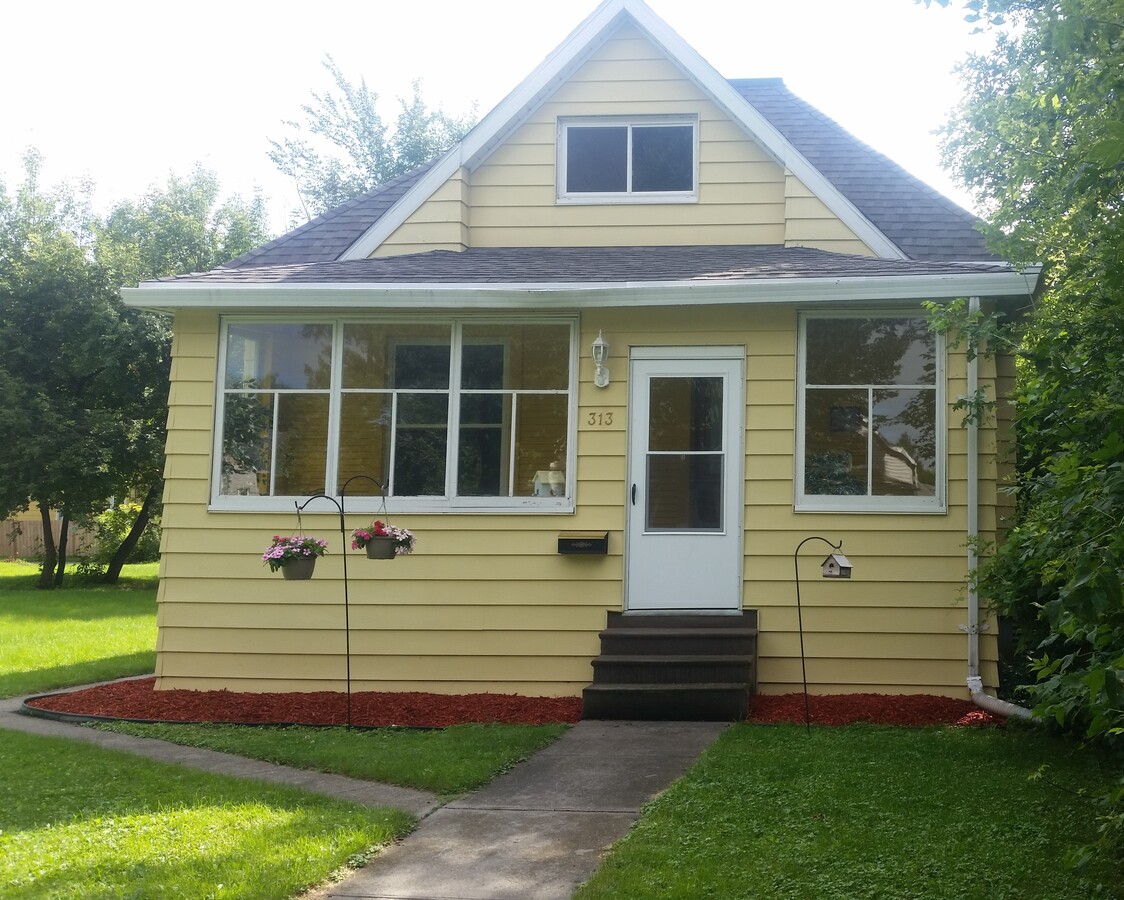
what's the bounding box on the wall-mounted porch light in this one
[591,331,610,388]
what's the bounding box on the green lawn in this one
[0,561,157,698]
[576,723,1119,899]
[97,721,568,796]
[0,728,412,899]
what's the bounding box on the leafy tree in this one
[269,57,476,218]
[924,0,1124,866]
[0,157,270,587]
[0,151,133,587]
[91,169,271,583]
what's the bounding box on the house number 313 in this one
[587,412,613,426]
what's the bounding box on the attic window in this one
[558,117,697,202]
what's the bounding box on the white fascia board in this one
[340,0,631,261]
[121,270,1037,313]
[340,0,906,263]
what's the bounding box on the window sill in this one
[795,498,947,515]
[208,496,575,515]
[556,192,697,205]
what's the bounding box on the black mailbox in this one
[557,531,609,555]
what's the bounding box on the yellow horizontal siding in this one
[377,22,817,253]
[156,304,991,697]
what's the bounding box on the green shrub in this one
[84,501,162,564]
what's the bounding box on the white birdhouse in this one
[821,553,852,579]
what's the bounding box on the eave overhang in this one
[122,268,1040,313]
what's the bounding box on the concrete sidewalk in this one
[3,691,725,899]
[322,720,725,899]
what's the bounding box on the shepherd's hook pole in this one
[793,536,843,733]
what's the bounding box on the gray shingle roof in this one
[730,79,992,262]
[223,163,436,269]
[162,245,1008,285]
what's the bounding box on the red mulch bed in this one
[26,678,999,728]
[26,677,583,727]
[748,692,1000,727]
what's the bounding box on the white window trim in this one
[210,315,578,514]
[795,309,947,514]
[556,115,699,204]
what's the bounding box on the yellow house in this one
[124,0,1037,719]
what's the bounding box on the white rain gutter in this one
[963,294,1035,720]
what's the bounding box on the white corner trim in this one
[338,0,906,263]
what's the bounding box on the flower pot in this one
[365,537,397,559]
[282,557,317,580]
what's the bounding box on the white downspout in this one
[964,295,1035,721]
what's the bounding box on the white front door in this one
[625,348,745,612]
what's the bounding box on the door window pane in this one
[647,454,723,530]
[649,377,723,452]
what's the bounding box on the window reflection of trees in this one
[804,317,937,498]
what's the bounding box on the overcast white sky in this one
[1,0,989,233]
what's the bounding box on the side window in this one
[798,314,943,512]
[559,118,697,201]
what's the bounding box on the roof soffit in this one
[338,0,906,262]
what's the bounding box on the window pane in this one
[462,344,505,390]
[804,388,869,496]
[220,393,273,496]
[461,324,570,390]
[805,318,935,386]
[342,324,451,389]
[632,125,693,192]
[873,389,936,496]
[274,394,329,496]
[649,377,723,452]
[647,454,722,530]
[516,394,568,497]
[338,393,392,495]
[395,394,448,496]
[567,126,627,192]
[458,394,509,496]
[224,323,332,390]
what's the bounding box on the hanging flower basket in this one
[352,520,416,559]
[282,556,317,580]
[262,534,329,577]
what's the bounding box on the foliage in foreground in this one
[0,728,412,899]
[96,721,567,796]
[576,724,1120,899]
[924,0,1124,864]
[0,561,156,698]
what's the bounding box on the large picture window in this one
[215,319,575,511]
[558,117,697,202]
[797,313,944,512]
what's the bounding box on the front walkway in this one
[3,691,725,899]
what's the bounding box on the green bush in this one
[84,501,161,564]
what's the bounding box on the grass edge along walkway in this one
[575,722,1120,899]
[0,726,414,900]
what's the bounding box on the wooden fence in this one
[2,519,96,559]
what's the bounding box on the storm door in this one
[625,349,745,611]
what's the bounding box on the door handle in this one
[631,484,637,505]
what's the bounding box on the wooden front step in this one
[582,611,758,722]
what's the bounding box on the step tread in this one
[583,682,750,692]
[600,627,758,638]
[593,654,755,664]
